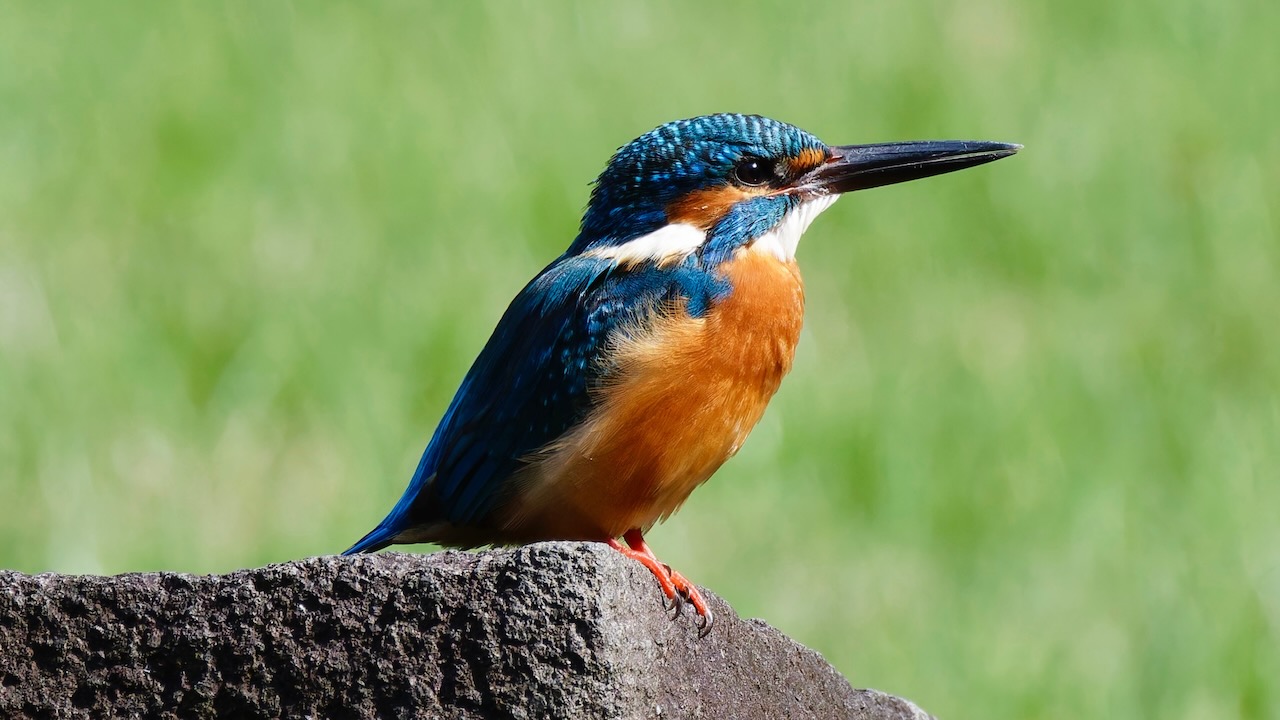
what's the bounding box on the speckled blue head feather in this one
[569,114,826,254]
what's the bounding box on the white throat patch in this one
[583,222,706,267]
[582,194,838,267]
[750,195,840,261]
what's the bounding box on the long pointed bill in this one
[799,140,1020,195]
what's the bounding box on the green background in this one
[2,2,1276,717]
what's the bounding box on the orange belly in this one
[499,248,805,540]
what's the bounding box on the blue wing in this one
[345,252,726,553]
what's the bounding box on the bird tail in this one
[343,464,440,555]
[342,524,399,555]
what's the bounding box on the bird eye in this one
[733,158,774,187]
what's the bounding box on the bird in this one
[344,113,1019,634]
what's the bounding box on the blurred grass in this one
[1,1,1277,717]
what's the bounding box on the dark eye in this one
[733,157,774,186]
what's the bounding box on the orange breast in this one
[500,247,805,541]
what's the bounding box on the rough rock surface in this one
[0,542,931,719]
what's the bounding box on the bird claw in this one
[695,607,714,638]
[607,533,713,636]
[665,589,683,616]
[659,562,683,616]
[667,567,712,634]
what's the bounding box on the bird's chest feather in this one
[504,248,804,539]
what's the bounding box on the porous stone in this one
[0,542,931,719]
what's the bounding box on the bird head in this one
[570,113,1018,266]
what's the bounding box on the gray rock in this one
[0,542,931,719]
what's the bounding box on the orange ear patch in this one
[665,185,764,230]
[665,147,831,230]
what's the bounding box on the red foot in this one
[607,528,713,636]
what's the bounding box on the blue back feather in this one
[348,252,729,551]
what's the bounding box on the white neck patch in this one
[583,222,706,267]
[582,193,839,267]
[750,194,840,261]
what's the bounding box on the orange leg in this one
[606,528,713,636]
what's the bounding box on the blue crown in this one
[570,114,825,253]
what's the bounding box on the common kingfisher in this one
[345,113,1019,634]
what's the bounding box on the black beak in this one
[799,140,1020,195]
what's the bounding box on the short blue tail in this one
[342,524,399,555]
[345,426,443,555]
